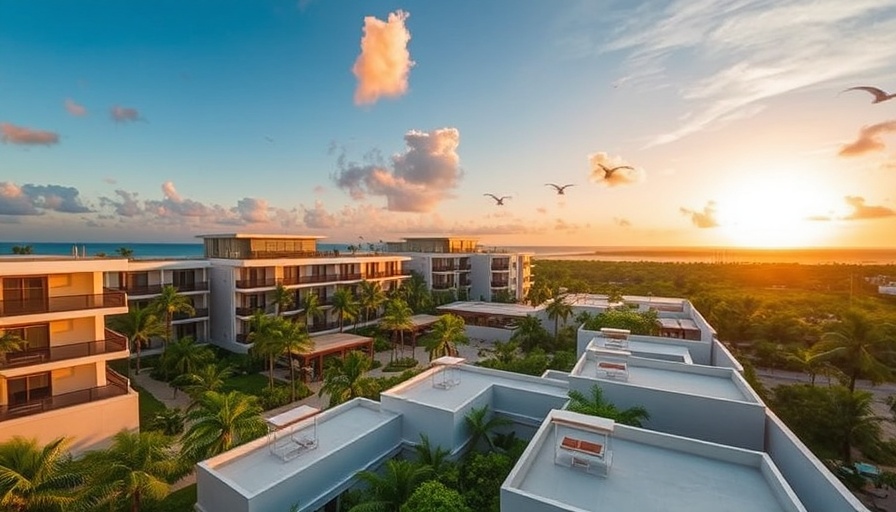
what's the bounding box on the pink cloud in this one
[235,197,269,223]
[839,120,896,157]
[843,196,895,220]
[588,152,645,187]
[110,105,141,123]
[352,10,414,105]
[680,201,719,228]
[303,200,339,229]
[65,99,87,116]
[0,123,60,146]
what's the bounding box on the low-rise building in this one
[0,256,138,453]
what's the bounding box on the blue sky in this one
[2,0,896,247]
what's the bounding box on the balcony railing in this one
[365,271,411,279]
[0,330,128,370]
[117,281,208,296]
[173,308,208,321]
[235,277,278,289]
[491,264,510,271]
[0,369,130,422]
[245,250,386,259]
[235,307,262,316]
[338,273,363,281]
[432,282,455,290]
[432,265,458,272]
[0,291,126,318]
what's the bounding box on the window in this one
[7,372,51,405]
[2,277,47,314]
[4,323,50,350]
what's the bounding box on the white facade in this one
[0,256,139,453]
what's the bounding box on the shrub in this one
[373,336,392,353]
[383,357,419,373]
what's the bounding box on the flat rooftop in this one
[509,411,803,512]
[588,337,693,364]
[385,365,568,412]
[657,317,700,331]
[574,355,753,402]
[196,233,327,240]
[207,402,398,496]
[437,301,543,318]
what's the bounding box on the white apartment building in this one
[200,234,410,353]
[0,256,139,453]
[387,237,532,302]
[104,259,211,343]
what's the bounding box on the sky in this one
[2,0,896,248]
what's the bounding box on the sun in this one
[714,170,835,248]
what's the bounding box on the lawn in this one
[146,484,196,512]
[223,372,271,395]
[133,383,168,426]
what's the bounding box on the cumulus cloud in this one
[0,183,40,215]
[614,217,632,227]
[680,201,719,228]
[352,10,414,105]
[303,200,339,229]
[313,185,326,194]
[65,99,87,116]
[235,197,269,223]
[110,106,141,123]
[0,123,60,146]
[839,120,896,157]
[20,184,90,213]
[843,196,895,220]
[332,128,462,212]
[145,181,212,217]
[100,189,144,217]
[588,152,645,187]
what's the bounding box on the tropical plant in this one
[509,315,549,352]
[181,391,267,463]
[783,347,826,386]
[300,293,324,333]
[0,330,28,366]
[159,337,213,392]
[425,314,468,361]
[249,311,285,390]
[350,459,431,512]
[270,283,295,317]
[400,273,432,313]
[151,285,195,347]
[359,280,386,324]
[150,408,185,436]
[460,451,514,511]
[181,364,234,402]
[582,308,658,336]
[0,436,83,512]
[318,351,378,407]
[380,298,414,360]
[464,405,512,453]
[80,430,184,512]
[114,246,134,258]
[525,282,552,306]
[110,306,165,374]
[10,245,33,255]
[279,321,313,401]
[400,481,471,512]
[331,288,359,332]
[811,309,895,392]
[413,433,450,476]
[567,385,650,427]
[545,295,573,339]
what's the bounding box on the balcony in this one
[299,275,338,285]
[432,265,458,272]
[338,273,362,281]
[235,277,278,289]
[459,279,472,287]
[173,308,209,321]
[0,330,128,370]
[491,263,510,271]
[432,282,455,290]
[308,321,340,333]
[491,280,510,288]
[365,271,411,279]
[0,291,126,318]
[235,307,263,316]
[0,369,130,422]
[117,281,208,296]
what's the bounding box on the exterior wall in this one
[491,385,568,424]
[764,411,867,512]
[51,362,100,394]
[464,324,514,343]
[0,391,138,454]
[208,264,241,352]
[380,393,458,452]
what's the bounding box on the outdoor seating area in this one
[267,405,320,462]
[553,411,614,477]
[430,356,465,389]
[590,347,630,381]
[599,327,630,350]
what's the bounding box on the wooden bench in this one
[560,436,604,458]
[596,360,628,381]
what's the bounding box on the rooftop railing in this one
[0,368,130,422]
[0,291,126,318]
[0,330,128,369]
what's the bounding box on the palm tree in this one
[510,315,549,352]
[0,330,28,366]
[0,437,83,512]
[248,311,285,390]
[811,309,895,392]
[567,385,650,427]
[425,314,468,361]
[380,298,414,360]
[10,245,33,255]
[181,363,234,402]
[161,337,213,395]
[350,459,431,512]
[834,388,883,465]
[181,391,267,463]
[301,293,324,333]
[279,321,313,401]
[400,273,432,313]
[80,430,184,512]
[331,288,359,332]
[464,405,512,453]
[413,433,450,476]
[525,281,552,306]
[784,347,829,386]
[270,283,295,317]
[358,280,386,324]
[545,295,573,340]
[110,306,165,374]
[150,408,185,436]
[151,285,195,348]
[318,351,378,407]
[114,246,134,258]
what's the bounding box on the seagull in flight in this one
[842,86,896,104]
[484,193,511,206]
[545,183,575,195]
[597,164,634,179]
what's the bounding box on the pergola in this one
[405,314,442,349]
[291,333,374,382]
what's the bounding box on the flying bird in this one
[484,193,511,206]
[842,86,896,104]
[597,164,634,179]
[263,136,275,143]
[545,183,575,195]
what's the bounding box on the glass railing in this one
[0,291,126,317]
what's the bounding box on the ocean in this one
[1,242,895,265]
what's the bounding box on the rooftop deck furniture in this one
[267,405,320,462]
[596,360,629,381]
[553,412,614,477]
[431,356,465,389]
